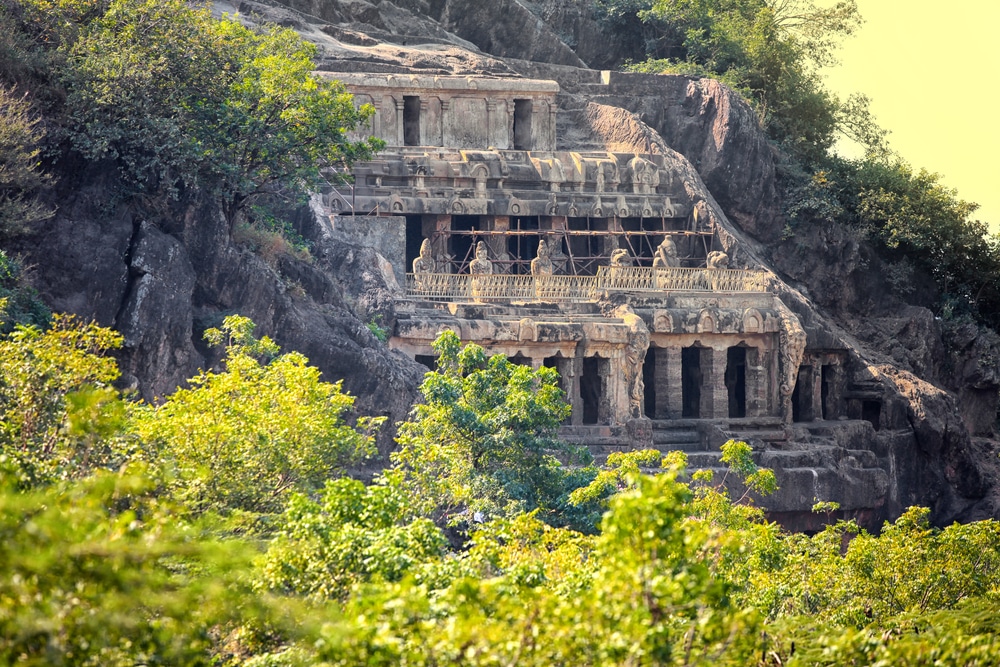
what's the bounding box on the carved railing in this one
[406,267,770,301]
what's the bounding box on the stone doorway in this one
[513,99,532,150]
[681,346,703,418]
[792,365,815,422]
[726,346,747,418]
[403,95,421,146]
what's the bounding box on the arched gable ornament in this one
[616,195,630,217]
[388,194,405,213]
[743,308,763,333]
[471,164,489,199]
[518,317,538,342]
[697,309,717,333]
[652,309,673,333]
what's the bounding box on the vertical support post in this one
[394,98,406,146]
[811,363,824,420]
[705,347,728,419]
[744,346,766,418]
[658,346,683,419]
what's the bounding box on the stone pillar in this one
[370,97,383,140]
[440,98,452,147]
[488,216,510,272]
[566,356,583,425]
[486,99,500,149]
[811,363,824,420]
[539,215,568,232]
[603,216,622,256]
[547,102,558,151]
[704,347,729,419]
[394,98,406,146]
[419,98,430,147]
[744,346,766,418]
[656,346,683,419]
[422,214,452,270]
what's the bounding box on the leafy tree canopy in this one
[3,0,382,227]
[59,0,381,222]
[389,330,598,531]
[0,314,998,664]
[612,0,861,158]
[132,315,381,516]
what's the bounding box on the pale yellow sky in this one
[821,1,1000,234]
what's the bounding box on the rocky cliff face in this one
[17,0,999,522]
[12,178,423,455]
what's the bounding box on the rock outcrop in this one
[13,184,423,455]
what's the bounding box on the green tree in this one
[0,82,51,236]
[0,313,123,486]
[53,0,380,224]
[621,0,861,158]
[255,478,447,601]
[0,463,306,666]
[132,315,381,516]
[389,330,592,528]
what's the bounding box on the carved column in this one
[744,346,766,418]
[487,216,510,273]
[422,214,452,271]
[811,363,824,420]
[567,356,583,425]
[486,98,499,149]
[704,347,729,419]
[440,98,451,147]
[658,346,683,419]
[419,98,430,147]
[394,99,406,146]
[541,215,569,273]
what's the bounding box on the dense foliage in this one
[1,320,998,665]
[0,0,381,235]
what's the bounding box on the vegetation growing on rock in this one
[601,0,1000,329]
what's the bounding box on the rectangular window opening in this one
[513,99,533,150]
[403,95,421,146]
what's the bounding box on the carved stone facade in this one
[322,73,863,457]
[326,73,558,152]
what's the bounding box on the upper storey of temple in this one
[320,72,559,151]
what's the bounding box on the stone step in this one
[726,429,788,445]
[651,428,700,443]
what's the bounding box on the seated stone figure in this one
[652,237,680,269]
[469,241,493,275]
[469,240,493,300]
[413,239,436,274]
[705,250,730,290]
[531,239,554,276]
[412,238,436,291]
